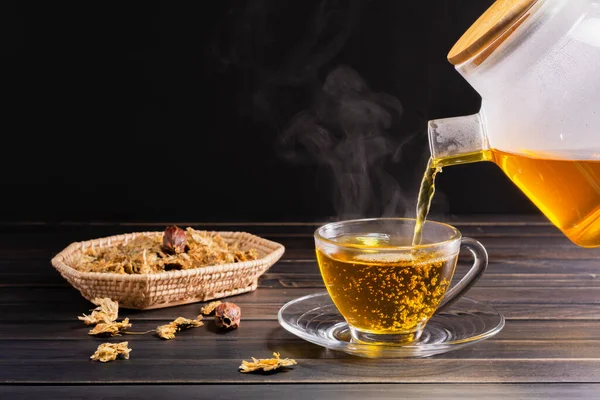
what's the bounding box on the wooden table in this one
[1,216,599,399]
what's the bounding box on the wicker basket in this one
[50,230,285,310]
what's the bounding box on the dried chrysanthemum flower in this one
[239,352,297,373]
[78,297,119,325]
[200,301,222,315]
[156,316,204,340]
[88,318,131,337]
[90,342,131,363]
[233,248,259,262]
[156,323,178,340]
[72,227,260,274]
[162,225,187,254]
[215,302,241,329]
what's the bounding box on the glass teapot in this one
[429,0,600,248]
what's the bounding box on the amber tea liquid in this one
[316,235,455,334]
[416,149,600,248]
[412,158,441,245]
[491,149,600,248]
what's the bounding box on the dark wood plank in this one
[258,273,600,288]
[269,258,600,277]
[275,246,600,261]
[1,320,599,340]
[1,359,599,383]
[4,270,600,288]
[3,302,600,322]
[0,214,562,237]
[273,236,587,250]
[5,242,597,263]
[5,257,600,286]
[0,222,566,248]
[2,286,600,305]
[1,384,599,400]
[0,233,590,251]
[495,303,600,320]
[1,217,598,390]
[2,339,600,360]
[0,223,590,255]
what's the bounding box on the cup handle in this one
[437,237,488,311]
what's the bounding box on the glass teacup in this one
[314,218,487,344]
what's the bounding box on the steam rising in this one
[209,2,428,220]
[279,66,413,219]
[208,0,362,124]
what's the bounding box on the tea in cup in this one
[314,218,487,344]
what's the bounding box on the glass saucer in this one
[277,292,505,358]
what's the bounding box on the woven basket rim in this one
[50,229,285,282]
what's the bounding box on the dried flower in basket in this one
[215,302,241,329]
[88,318,132,337]
[200,301,222,315]
[90,342,131,363]
[71,226,260,274]
[78,297,119,325]
[156,316,204,340]
[239,352,297,373]
[162,225,187,254]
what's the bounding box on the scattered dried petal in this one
[78,298,119,325]
[215,302,241,329]
[172,316,203,329]
[156,323,178,340]
[90,342,131,363]
[156,316,204,340]
[88,318,131,337]
[239,352,297,373]
[201,301,222,315]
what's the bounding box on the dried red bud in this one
[162,225,187,254]
[215,302,241,329]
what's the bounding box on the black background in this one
[1,0,537,223]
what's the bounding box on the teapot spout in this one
[428,113,491,167]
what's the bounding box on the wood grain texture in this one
[5,317,600,339]
[1,359,599,384]
[1,216,599,395]
[2,286,599,305]
[2,319,600,340]
[2,237,599,267]
[2,384,599,400]
[4,260,600,286]
[3,303,600,321]
[2,339,600,360]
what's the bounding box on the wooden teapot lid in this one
[448,0,539,65]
